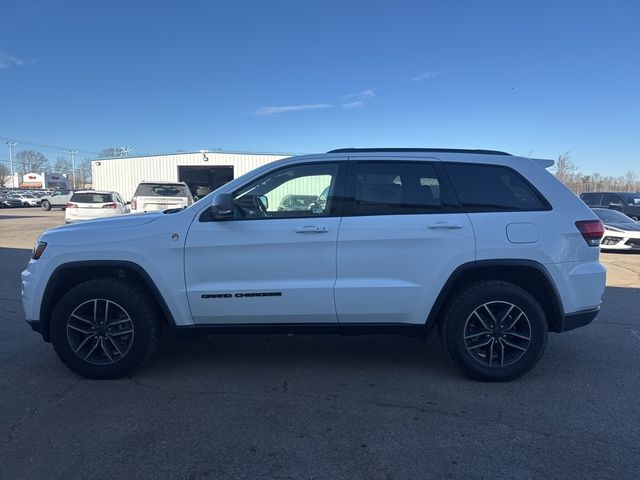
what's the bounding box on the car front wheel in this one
[442,281,548,382]
[50,278,161,379]
[41,200,51,211]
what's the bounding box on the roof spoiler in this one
[529,158,555,169]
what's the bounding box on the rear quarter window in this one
[445,163,550,212]
[580,193,601,206]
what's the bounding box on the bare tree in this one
[16,150,49,174]
[624,171,637,190]
[99,147,130,158]
[76,158,92,188]
[53,156,72,175]
[553,152,578,184]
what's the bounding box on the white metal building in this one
[91,151,291,200]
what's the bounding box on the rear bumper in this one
[557,308,600,332]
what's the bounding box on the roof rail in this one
[327,148,512,156]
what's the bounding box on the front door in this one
[184,161,345,324]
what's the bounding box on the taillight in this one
[131,197,137,210]
[66,203,78,208]
[102,203,117,209]
[575,220,604,246]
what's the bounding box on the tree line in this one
[553,152,639,194]
[0,147,127,188]
[5,147,637,194]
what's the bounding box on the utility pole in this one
[69,149,78,189]
[5,141,16,188]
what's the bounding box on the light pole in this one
[5,141,16,188]
[69,149,78,189]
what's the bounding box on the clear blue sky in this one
[1,0,638,176]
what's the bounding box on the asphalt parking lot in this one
[1,208,639,479]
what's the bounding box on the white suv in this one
[130,181,193,213]
[21,148,606,381]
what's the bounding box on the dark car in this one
[0,195,24,208]
[580,191,640,221]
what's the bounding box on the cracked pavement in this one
[1,209,640,479]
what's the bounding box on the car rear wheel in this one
[41,200,51,211]
[50,278,161,379]
[442,281,548,382]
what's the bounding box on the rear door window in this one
[346,162,442,216]
[445,163,550,212]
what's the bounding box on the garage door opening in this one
[178,166,234,199]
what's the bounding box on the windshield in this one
[593,208,636,224]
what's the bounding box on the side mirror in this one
[257,195,269,210]
[210,193,234,220]
[126,201,131,205]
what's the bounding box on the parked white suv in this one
[22,148,606,381]
[65,190,131,223]
[130,181,193,212]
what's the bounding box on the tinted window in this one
[350,162,442,215]
[135,183,191,197]
[446,163,548,212]
[601,193,622,206]
[71,193,113,203]
[627,194,640,206]
[581,193,601,206]
[233,163,338,219]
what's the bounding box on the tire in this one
[41,200,51,211]
[442,281,548,382]
[50,278,161,379]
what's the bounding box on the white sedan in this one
[65,190,131,224]
[593,208,640,251]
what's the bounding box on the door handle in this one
[295,225,329,234]
[427,222,463,230]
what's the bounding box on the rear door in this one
[335,159,475,324]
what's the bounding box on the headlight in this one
[32,241,47,260]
